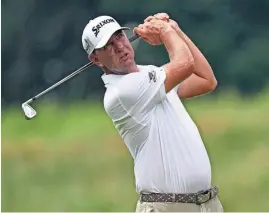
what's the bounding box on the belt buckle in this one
[195,190,211,205]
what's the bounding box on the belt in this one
[140,186,219,205]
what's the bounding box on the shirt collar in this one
[101,65,146,88]
[101,73,124,88]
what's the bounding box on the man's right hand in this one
[133,19,173,46]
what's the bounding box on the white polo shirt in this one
[101,65,211,194]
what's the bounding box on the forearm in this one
[161,27,193,64]
[170,25,217,98]
[174,26,216,83]
[160,27,195,93]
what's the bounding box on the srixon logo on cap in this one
[92,18,115,37]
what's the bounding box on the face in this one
[89,30,135,73]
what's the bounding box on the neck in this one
[104,63,139,75]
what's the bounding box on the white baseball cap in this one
[82,15,130,55]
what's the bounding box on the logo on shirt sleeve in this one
[148,70,157,83]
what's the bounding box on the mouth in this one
[120,53,129,61]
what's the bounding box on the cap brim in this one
[95,27,130,49]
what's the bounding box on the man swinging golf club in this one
[81,13,224,212]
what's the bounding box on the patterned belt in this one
[140,186,219,205]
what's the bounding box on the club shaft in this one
[27,33,140,103]
[31,62,93,102]
[129,33,140,42]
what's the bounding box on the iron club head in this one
[22,103,37,120]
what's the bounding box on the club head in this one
[22,103,37,120]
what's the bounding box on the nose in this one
[114,41,124,53]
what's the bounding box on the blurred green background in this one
[2,0,269,211]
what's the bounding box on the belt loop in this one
[139,195,143,204]
[172,193,176,202]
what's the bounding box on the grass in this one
[2,90,269,211]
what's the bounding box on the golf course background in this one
[2,1,269,210]
[2,89,269,211]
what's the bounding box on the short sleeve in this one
[116,65,166,114]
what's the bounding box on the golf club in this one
[22,33,140,120]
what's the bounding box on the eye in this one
[117,32,124,39]
[102,42,112,51]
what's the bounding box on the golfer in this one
[81,13,224,212]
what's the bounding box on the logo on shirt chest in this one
[148,70,157,83]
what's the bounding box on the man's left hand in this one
[134,19,171,46]
[144,13,179,32]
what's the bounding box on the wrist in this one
[160,26,175,41]
[171,23,183,37]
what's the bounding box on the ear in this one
[88,53,103,67]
